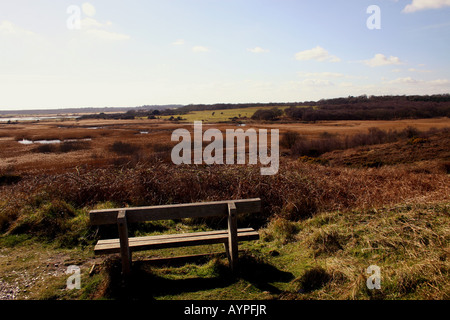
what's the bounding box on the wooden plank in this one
[94,228,259,255]
[227,202,238,271]
[96,228,256,245]
[94,230,259,254]
[117,210,131,275]
[90,198,261,225]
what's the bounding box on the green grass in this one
[2,201,447,300]
[160,106,291,122]
[100,202,448,300]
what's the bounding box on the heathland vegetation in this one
[0,100,449,300]
[73,94,450,123]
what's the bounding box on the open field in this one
[159,106,293,122]
[0,116,449,300]
[1,117,449,173]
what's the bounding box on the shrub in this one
[251,108,283,121]
[59,141,90,153]
[402,126,420,139]
[0,174,21,186]
[109,141,141,155]
[262,217,299,244]
[310,230,344,256]
[34,144,58,153]
[9,200,76,238]
[296,267,332,293]
[280,131,301,149]
[443,162,450,174]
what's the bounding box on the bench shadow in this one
[101,253,294,300]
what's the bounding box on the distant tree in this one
[251,107,283,121]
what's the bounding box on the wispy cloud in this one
[82,2,96,17]
[85,28,130,41]
[386,77,450,87]
[408,68,432,73]
[247,46,269,53]
[295,46,340,62]
[301,79,334,86]
[298,71,344,78]
[76,3,130,41]
[363,54,403,67]
[402,0,450,13]
[192,46,209,52]
[80,17,112,29]
[0,20,36,37]
[172,39,185,45]
[388,77,419,84]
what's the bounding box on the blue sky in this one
[0,0,449,110]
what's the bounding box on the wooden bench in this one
[89,198,261,275]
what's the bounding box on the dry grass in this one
[0,117,449,300]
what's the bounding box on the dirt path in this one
[0,241,103,300]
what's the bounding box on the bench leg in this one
[227,202,238,271]
[223,242,230,263]
[117,210,132,276]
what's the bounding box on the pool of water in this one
[0,116,79,122]
[18,138,91,145]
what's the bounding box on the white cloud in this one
[85,29,130,41]
[392,67,432,73]
[81,17,112,29]
[192,46,209,52]
[247,47,269,53]
[298,71,344,78]
[428,79,450,86]
[77,16,129,41]
[295,46,340,62]
[385,77,450,90]
[402,0,450,13]
[408,68,432,73]
[82,2,96,17]
[0,20,36,37]
[388,77,419,84]
[363,54,403,67]
[339,82,354,88]
[172,39,185,45]
[301,79,334,86]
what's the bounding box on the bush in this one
[296,267,332,293]
[9,200,76,238]
[0,174,21,186]
[59,141,90,153]
[251,108,283,121]
[109,141,141,155]
[310,230,344,256]
[280,131,301,149]
[262,217,299,244]
[33,141,91,153]
[34,144,58,153]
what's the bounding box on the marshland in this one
[0,100,449,300]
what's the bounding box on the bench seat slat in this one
[94,228,259,255]
[96,228,256,245]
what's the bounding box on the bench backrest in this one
[89,198,261,226]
